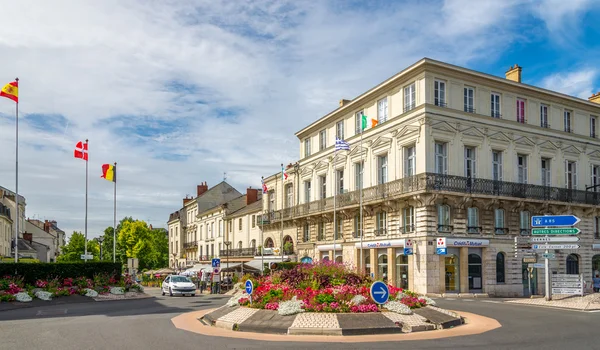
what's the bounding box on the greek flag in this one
[335,138,350,151]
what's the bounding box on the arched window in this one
[250,239,256,249]
[496,252,505,283]
[566,254,579,275]
[264,237,274,248]
[237,241,242,250]
[283,235,294,254]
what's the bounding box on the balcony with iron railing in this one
[260,173,600,223]
[219,248,258,257]
[183,241,198,249]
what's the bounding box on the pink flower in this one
[265,302,279,310]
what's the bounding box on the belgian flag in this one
[101,163,116,182]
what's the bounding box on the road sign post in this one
[533,244,580,250]
[530,236,580,243]
[245,280,254,303]
[403,239,414,255]
[531,215,580,227]
[370,281,389,305]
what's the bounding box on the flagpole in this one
[333,147,337,262]
[113,162,117,262]
[359,115,364,275]
[84,139,89,262]
[14,77,19,263]
[280,164,284,263]
[261,176,264,275]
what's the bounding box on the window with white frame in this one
[354,214,361,237]
[319,175,327,199]
[491,92,501,118]
[467,207,479,233]
[434,80,446,106]
[517,154,528,184]
[378,154,388,184]
[336,217,343,240]
[520,211,530,235]
[404,83,416,112]
[355,161,364,190]
[437,205,451,231]
[211,222,215,238]
[355,110,363,135]
[304,181,311,203]
[565,160,577,189]
[464,147,476,178]
[285,184,293,208]
[591,116,597,138]
[591,164,600,192]
[494,209,505,234]
[304,138,311,157]
[377,97,388,123]
[404,145,416,177]
[252,215,256,228]
[403,206,414,233]
[540,104,549,127]
[319,129,327,151]
[435,142,448,174]
[336,169,344,195]
[516,98,526,123]
[564,110,572,132]
[464,86,475,113]
[336,120,344,140]
[303,224,310,242]
[541,158,551,186]
[492,151,503,181]
[318,222,324,240]
[376,211,387,234]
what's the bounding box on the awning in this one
[219,262,261,273]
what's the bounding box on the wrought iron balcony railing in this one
[219,248,257,257]
[374,228,388,236]
[261,173,600,222]
[494,227,509,235]
[467,226,482,234]
[438,224,453,233]
[183,242,198,249]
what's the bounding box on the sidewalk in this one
[505,293,600,311]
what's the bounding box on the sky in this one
[0,0,598,239]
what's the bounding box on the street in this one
[0,290,598,350]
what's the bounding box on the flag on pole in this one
[74,141,88,161]
[284,171,288,180]
[101,163,116,182]
[0,81,18,103]
[335,138,350,151]
[281,164,285,181]
[261,177,268,193]
[360,113,379,130]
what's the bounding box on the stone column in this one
[387,247,395,286]
[408,254,415,292]
[460,247,469,293]
[370,249,377,279]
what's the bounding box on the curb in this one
[214,320,236,330]
[288,327,343,336]
[93,294,154,302]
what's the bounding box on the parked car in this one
[161,275,196,296]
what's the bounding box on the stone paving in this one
[290,313,340,329]
[218,307,259,324]
[382,311,430,328]
[505,294,600,311]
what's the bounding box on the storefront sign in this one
[354,239,406,249]
[404,240,413,255]
[318,244,345,251]
[445,238,489,247]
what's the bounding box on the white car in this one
[161,275,196,297]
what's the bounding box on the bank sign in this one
[437,238,489,248]
[355,239,407,249]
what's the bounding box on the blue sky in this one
[0,0,598,237]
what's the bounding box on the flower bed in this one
[232,261,429,315]
[0,273,143,303]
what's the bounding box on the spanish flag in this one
[101,163,116,182]
[0,81,18,103]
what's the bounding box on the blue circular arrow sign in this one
[245,280,254,295]
[370,281,389,304]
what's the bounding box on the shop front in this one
[354,239,412,289]
[316,243,343,263]
[438,238,489,294]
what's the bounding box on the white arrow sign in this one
[373,287,387,298]
[530,236,580,243]
[532,244,580,250]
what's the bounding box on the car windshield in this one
[171,276,191,283]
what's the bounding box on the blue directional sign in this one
[245,280,254,295]
[370,281,389,305]
[436,247,447,255]
[403,247,413,255]
[211,258,221,268]
[531,215,580,227]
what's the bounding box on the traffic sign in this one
[403,247,413,255]
[531,215,580,227]
[528,263,545,269]
[552,282,582,288]
[532,244,580,250]
[436,247,447,255]
[245,280,254,295]
[213,267,220,274]
[523,256,537,263]
[554,274,580,279]
[531,228,580,235]
[404,240,414,255]
[370,281,389,305]
[212,258,221,268]
[80,254,93,260]
[552,288,582,295]
[530,236,580,242]
[436,238,446,248]
[542,253,556,259]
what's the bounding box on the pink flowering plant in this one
[240,261,428,313]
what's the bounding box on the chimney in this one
[197,181,208,197]
[339,99,351,107]
[505,64,522,83]
[23,232,32,243]
[246,187,258,205]
[589,92,600,105]
[183,195,193,206]
[43,220,51,233]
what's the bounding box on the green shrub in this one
[0,262,121,285]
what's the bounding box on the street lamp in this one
[97,236,104,261]
[172,253,177,269]
[224,241,231,274]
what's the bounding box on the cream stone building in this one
[260,58,600,297]
[222,189,262,262]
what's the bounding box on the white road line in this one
[461,299,475,302]
[445,298,457,300]
[481,300,503,304]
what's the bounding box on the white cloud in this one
[540,69,597,99]
[0,0,595,238]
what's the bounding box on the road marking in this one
[481,300,503,304]
[445,298,457,300]
[461,299,475,302]
[36,308,67,316]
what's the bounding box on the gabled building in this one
[0,185,26,259]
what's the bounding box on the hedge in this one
[0,262,122,284]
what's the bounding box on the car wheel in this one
[162,290,165,296]
[169,287,173,296]
[191,294,195,297]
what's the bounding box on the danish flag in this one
[74,140,88,161]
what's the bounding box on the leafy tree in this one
[117,220,168,270]
[57,231,100,262]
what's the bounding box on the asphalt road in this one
[0,290,598,350]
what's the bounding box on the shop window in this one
[520,211,530,235]
[395,255,409,289]
[378,254,388,283]
[496,252,505,283]
[365,254,371,276]
[566,254,579,275]
[495,209,507,234]
[376,211,387,236]
[445,254,459,292]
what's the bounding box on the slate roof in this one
[225,197,263,219]
[168,181,242,222]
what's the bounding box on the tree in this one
[57,231,100,262]
[117,220,168,270]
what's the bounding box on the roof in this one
[196,181,242,213]
[0,185,26,204]
[17,239,36,252]
[225,198,263,219]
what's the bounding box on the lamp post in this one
[172,253,177,269]
[224,241,231,273]
[97,236,104,261]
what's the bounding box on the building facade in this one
[260,58,600,297]
[222,189,262,262]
